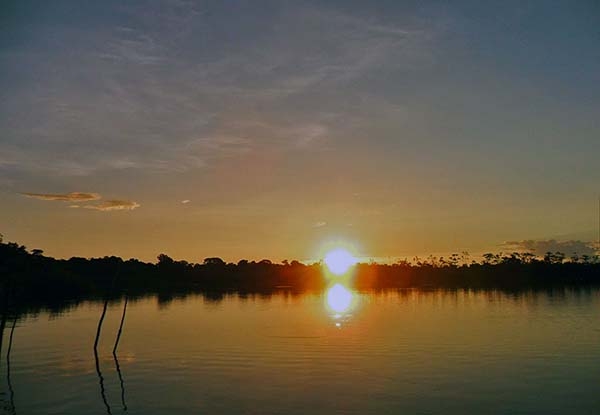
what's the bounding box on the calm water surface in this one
[2,287,600,414]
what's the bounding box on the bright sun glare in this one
[324,248,357,276]
[326,283,353,313]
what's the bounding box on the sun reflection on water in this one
[325,283,357,327]
[327,284,353,313]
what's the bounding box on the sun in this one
[324,248,357,276]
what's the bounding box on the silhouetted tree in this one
[204,257,225,266]
[544,251,565,264]
[157,254,174,266]
[1,235,600,319]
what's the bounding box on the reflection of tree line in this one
[1,237,600,318]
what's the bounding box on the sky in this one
[1,0,599,263]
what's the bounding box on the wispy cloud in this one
[21,191,139,212]
[83,200,140,211]
[313,221,327,228]
[181,199,190,204]
[0,1,435,177]
[100,28,164,66]
[21,192,101,202]
[502,239,597,257]
[291,124,328,148]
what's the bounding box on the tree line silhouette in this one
[1,236,597,415]
[1,235,599,317]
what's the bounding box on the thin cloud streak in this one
[83,200,141,211]
[502,239,598,257]
[21,192,139,212]
[21,192,101,202]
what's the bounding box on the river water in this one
[2,286,599,414]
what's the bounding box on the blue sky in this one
[1,0,599,261]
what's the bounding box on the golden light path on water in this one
[326,283,354,313]
[321,247,360,327]
[325,283,358,327]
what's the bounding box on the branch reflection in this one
[6,318,16,415]
[94,347,112,415]
[112,354,127,412]
[94,297,112,415]
[113,296,128,411]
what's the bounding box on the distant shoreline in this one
[1,238,599,317]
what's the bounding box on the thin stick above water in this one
[112,296,128,356]
[93,298,109,351]
[94,265,120,351]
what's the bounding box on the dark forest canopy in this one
[1,236,599,317]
